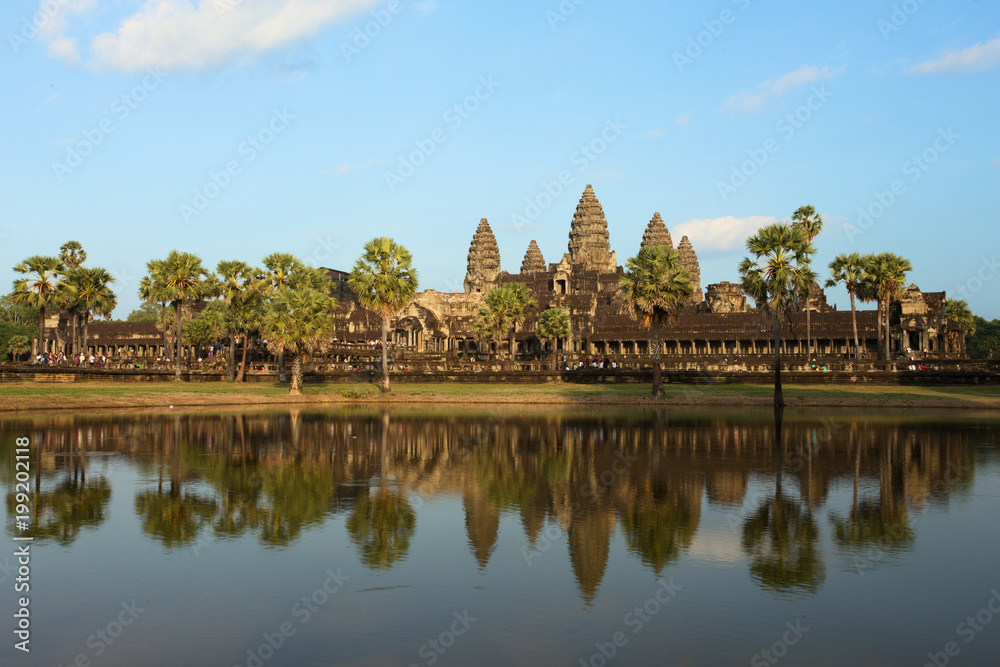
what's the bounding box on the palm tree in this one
[791,206,823,360]
[864,253,912,360]
[500,283,537,359]
[12,255,71,358]
[259,253,305,383]
[140,260,171,358]
[6,334,31,362]
[260,286,335,395]
[472,302,504,362]
[214,260,261,382]
[71,267,117,354]
[347,237,419,393]
[59,241,87,354]
[944,299,975,356]
[738,224,815,407]
[618,244,693,397]
[826,252,867,359]
[536,308,571,369]
[159,250,212,380]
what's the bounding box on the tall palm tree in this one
[826,252,867,359]
[738,224,816,407]
[159,250,212,380]
[260,286,335,395]
[214,260,260,382]
[12,255,71,358]
[500,283,537,359]
[59,241,87,354]
[259,253,305,383]
[348,237,419,393]
[864,253,912,360]
[140,260,171,358]
[472,302,504,362]
[71,267,117,354]
[944,298,975,356]
[618,244,693,397]
[791,206,823,360]
[536,308,571,369]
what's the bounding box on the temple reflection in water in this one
[3,408,987,604]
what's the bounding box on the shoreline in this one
[2,381,999,413]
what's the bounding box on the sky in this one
[2,0,998,319]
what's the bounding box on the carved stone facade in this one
[703,282,745,314]
[520,240,546,274]
[464,218,501,294]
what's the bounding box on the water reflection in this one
[1,407,990,605]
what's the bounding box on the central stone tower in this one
[566,185,616,272]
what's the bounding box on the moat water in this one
[2,407,999,666]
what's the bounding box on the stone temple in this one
[52,185,960,364]
[328,185,960,362]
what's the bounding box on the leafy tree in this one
[139,260,171,356]
[158,251,213,379]
[536,308,571,369]
[214,260,262,382]
[864,253,912,360]
[791,206,822,359]
[346,490,416,571]
[69,267,117,353]
[125,303,160,323]
[826,252,868,359]
[944,299,975,356]
[260,285,335,395]
[6,334,31,362]
[58,241,87,270]
[968,316,1000,359]
[738,224,816,407]
[472,302,504,362]
[183,300,228,351]
[618,244,693,397]
[348,237,419,393]
[12,255,72,358]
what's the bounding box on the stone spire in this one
[677,236,703,304]
[567,185,616,272]
[520,240,546,274]
[464,218,501,293]
[640,212,673,250]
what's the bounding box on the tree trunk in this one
[160,304,168,357]
[885,295,892,361]
[849,290,860,359]
[806,303,812,362]
[876,298,883,360]
[278,350,286,383]
[381,316,391,393]
[651,316,663,398]
[38,307,46,358]
[83,313,90,354]
[508,328,515,361]
[237,331,249,382]
[227,334,236,382]
[289,353,302,395]
[174,301,183,380]
[773,310,784,408]
[550,340,558,371]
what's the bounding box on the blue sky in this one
[2,0,998,318]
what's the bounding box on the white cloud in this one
[672,216,777,252]
[414,0,437,11]
[643,111,691,138]
[53,138,77,146]
[643,128,666,139]
[908,35,1000,74]
[722,64,841,114]
[41,0,382,71]
[673,110,691,128]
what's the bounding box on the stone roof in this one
[464,218,501,293]
[640,212,673,250]
[567,185,616,272]
[520,240,546,274]
[677,236,702,303]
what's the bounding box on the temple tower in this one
[520,240,546,274]
[567,185,616,272]
[677,235,703,304]
[640,212,673,250]
[464,218,501,293]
